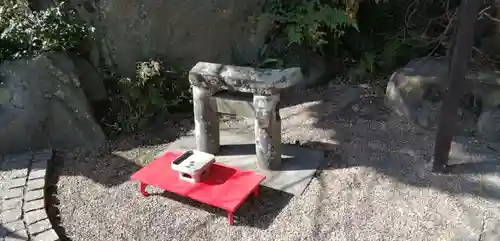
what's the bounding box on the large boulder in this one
[67,53,107,102]
[385,57,449,128]
[477,109,500,142]
[0,53,106,154]
[385,57,500,140]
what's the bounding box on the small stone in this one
[23,198,45,212]
[28,218,52,235]
[24,209,47,225]
[2,220,25,233]
[24,189,44,202]
[26,178,45,191]
[3,187,24,200]
[28,169,46,180]
[2,198,22,210]
[31,228,59,241]
[1,208,22,223]
[7,178,26,189]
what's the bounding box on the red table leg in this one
[253,186,259,197]
[228,212,234,225]
[140,182,149,197]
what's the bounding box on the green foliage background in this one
[263,0,453,82]
[0,0,91,62]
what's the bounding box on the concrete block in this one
[26,178,45,191]
[32,228,59,241]
[23,199,45,212]
[24,209,47,225]
[1,208,22,223]
[28,218,52,235]
[25,189,44,202]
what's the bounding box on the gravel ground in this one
[51,85,500,241]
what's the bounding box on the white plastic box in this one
[171,150,215,183]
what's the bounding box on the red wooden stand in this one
[131,152,265,225]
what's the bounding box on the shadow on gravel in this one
[45,114,195,240]
[0,227,27,241]
[147,185,293,229]
[301,85,500,201]
[448,161,500,174]
[46,157,70,241]
[51,113,195,187]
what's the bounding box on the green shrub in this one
[0,1,92,61]
[264,0,358,52]
[104,59,191,134]
[262,0,441,83]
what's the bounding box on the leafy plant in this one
[333,0,435,82]
[264,0,358,52]
[104,59,191,134]
[0,0,92,61]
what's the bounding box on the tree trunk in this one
[433,0,480,172]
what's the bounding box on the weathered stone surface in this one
[482,217,500,241]
[1,149,58,241]
[232,13,274,66]
[2,188,23,200]
[4,229,29,241]
[24,209,47,225]
[68,0,267,78]
[68,53,107,101]
[7,178,26,190]
[212,91,255,118]
[385,57,500,135]
[471,71,500,110]
[253,94,282,170]
[31,228,59,241]
[192,86,220,154]
[26,178,46,191]
[189,62,304,95]
[0,53,105,154]
[8,169,28,179]
[23,199,46,213]
[2,198,22,210]
[165,128,324,196]
[2,220,24,233]
[1,208,22,223]
[190,63,304,169]
[385,57,449,123]
[24,189,44,202]
[477,109,500,142]
[27,218,52,235]
[28,169,46,180]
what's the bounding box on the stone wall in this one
[66,0,268,77]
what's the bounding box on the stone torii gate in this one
[432,0,481,172]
